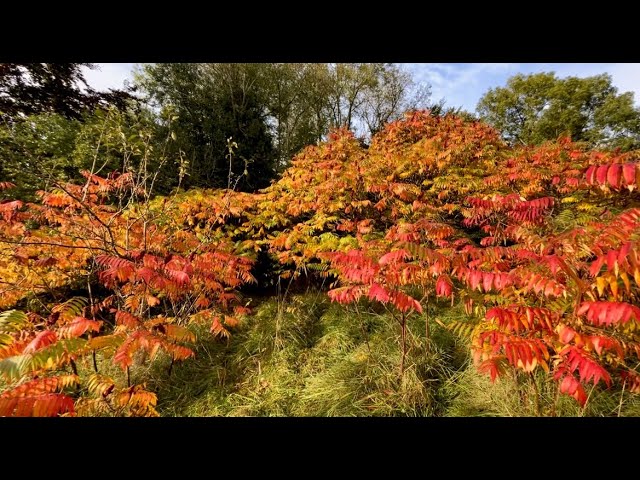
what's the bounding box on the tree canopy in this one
[0,63,132,122]
[135,63,431,191]
[477,72,640,151]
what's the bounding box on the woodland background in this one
[1,63,640,416]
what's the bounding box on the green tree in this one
[0,107,169,200]
[136,63,432,182]
[477,72,640,150]
[0,63,132,122]
[137,63,276,191]
[261,63,331,170]
[329,63,431,137]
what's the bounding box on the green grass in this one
[138,292,467,416]
[75,290,640,417]
[445,359,640,417]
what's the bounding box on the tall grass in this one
[116,291,640,417]
[140,292,465,416]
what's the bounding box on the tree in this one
[0,107,167,200]
[0,63,132,122]
[137,63,277,192]
[136,63,433,184]
[259,63,431,166]
[321,63,432,139]
[0,169,255,416]
[352,63,431,136]
[0,64,141,199]
[261,63,330,170]
[477,72,640,150]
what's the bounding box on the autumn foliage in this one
[2,110,640,415]
[0,170,255,416]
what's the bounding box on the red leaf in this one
[606,249,617,272]
[166,269,190,287]
[390,291,422,313]
[165,343,195,361]
[578,301,640,326]
[0,375,79,399]
[562,346,611,387]
[0,200,23,221]
[482,272,494,292]
[378,249,410,265]
[23,331,58,354]
[607,164,622,189]
[478,358,505,382]
[589,255,606,277]
[33,257,57,268]
[327,286,365,305]
[0,393,74,417]
[115,310,142,329]
[621,370,640,393]
[623,163,637,190]
[136,267,157,284]
[435,275,453,298]
[557,324,576,344]
[559,374,587,406]
[368,283,391,303]
[58,317,101,339]
[617,242,632,266]
[469,270,483,291]
[596,165,609,185]
[588,335,622,356]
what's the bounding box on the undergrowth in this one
[74,291,640,417]
[143,292,467,416]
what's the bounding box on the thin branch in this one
[0,238,113,253]
[52,181,123,256]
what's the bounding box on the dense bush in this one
[2,111,640,416]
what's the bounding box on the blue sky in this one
[405,63,640,111]
[84,63,640,112]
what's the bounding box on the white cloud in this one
[82,63,135,91]
[406,63,521,111]
[407,63,640,112]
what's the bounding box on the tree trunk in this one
[400,312,407,379]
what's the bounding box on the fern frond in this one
[0,310,29,333]
[86,374,116,398]
[0,374,79,398]
[435,317,478,340]
[0,393,75,417]
[52,297,89,323]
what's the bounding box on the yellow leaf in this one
[596,276,607,297]
[620,271,631,294]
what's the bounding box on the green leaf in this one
[0,310,29,334]
[0,355,30,381]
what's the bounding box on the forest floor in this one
[90,291,640,417]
